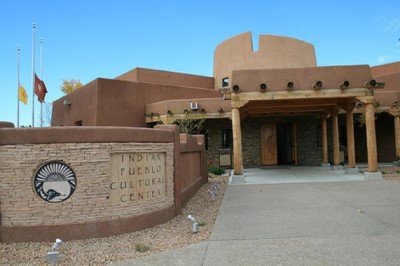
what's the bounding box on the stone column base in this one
[364,171,382,180]
[331,164,343,170]
[320,162,331,168]
[393,160,400,166]
[345,167,360,174]
[230,174,246,184]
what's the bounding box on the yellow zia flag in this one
[18,84,28,105]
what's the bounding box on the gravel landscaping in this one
[0,174,228,265]
[1,165,400,265]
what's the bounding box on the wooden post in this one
[365,102,378,172]
[346,105,356,168]
[232,107,243,175]
[394,115,400,160]
[321,115,329,165]
[332,111,340,166]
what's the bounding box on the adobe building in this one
[52,32,400,179]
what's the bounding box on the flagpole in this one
[31,22,36,127]
[40,38,43,127]
[17,46,20,128]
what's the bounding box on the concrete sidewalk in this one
[112,168,400,265]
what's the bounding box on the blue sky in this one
[1,0,399,127]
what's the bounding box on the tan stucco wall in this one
[52,78,221,127]
[213,32,317,90]
[230,65,372,92]
[116,67,214,89]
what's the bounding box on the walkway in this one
[112,167,400,265]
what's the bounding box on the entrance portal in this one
[261,123,297,165]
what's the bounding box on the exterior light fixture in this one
[187,214,198,233]
[200,108,206,114]
[286,82,294,91]
[47,238,63,264]
[63,99,71,106]
[259,83,267,92]
[313,81,323,90]
[218,107,223,113]
[167,110,173,116]
[338,80,350,90]
[232,85,240,93]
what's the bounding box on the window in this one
[222,77,229,87]
[221,129,233,148]
[316,126,322,147]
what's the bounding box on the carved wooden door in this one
[261,124,277,165]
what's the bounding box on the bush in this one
[208,164,225,175]
[135,243,150,253]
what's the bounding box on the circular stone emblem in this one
[33,161,77,203]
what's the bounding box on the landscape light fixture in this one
[47,238,63,264]
[187,214,198,233]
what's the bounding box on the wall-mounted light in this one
[218,107,223,113]
[338,80,350,90]
[232,85,240,93]
[259,83,267,92]
[167,110,173,116]
[200,108,206,114]
[286,82,294,91]
[313,81,323,90]
[190,102,198,111]
[184,109,189,114]
[63,99,71,106]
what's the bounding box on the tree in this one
[60,79,83,94]
[173,117,205,134]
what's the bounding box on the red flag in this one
[34,73,48,102]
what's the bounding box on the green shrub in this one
[208,164,225,175]
[135,243,150,253]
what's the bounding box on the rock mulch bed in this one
[0,175,228,265]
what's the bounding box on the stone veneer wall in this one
[205,116,327,168]
[0,142,174,227]
[0,126,207,243]
[204,119,232,167]
[241,116,326,166]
